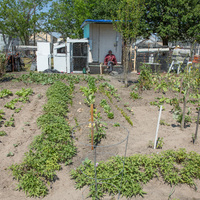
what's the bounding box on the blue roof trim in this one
[81,19,113,28]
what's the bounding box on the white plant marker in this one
[154,105,162,149]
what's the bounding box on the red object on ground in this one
[193,55,200,63]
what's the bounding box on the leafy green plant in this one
[154,78,169,93]
[14,107,22,113]
[99,82,120,102]
[100,99,114,119]
[13,143,19,147]
[7,152,14,157]
[10,81,77,197]
[130,91,141,100]
[124,102,129,107]
[80,87,95,106]
[156,137,164,149]
[115,105,133,126]
[71,149,200,199]
[113,123,120,127]
[4,117,15,127]
[160,119,170,126]
[0,109,5,120]
[173,109,192,127]
[0,131,7,136]
[0,89,13,98]
[107,112,114,119]
[138,66,153,90]
[15,88,33,97]
[89,109,107,145]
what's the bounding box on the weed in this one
[7,152,14,157]
[0,131,7,136]
[37,93,43,99]
[4,117,15,127]
[113,123,120,127]
[130,91,141,100]
[160,119,170,126]
[156,137,164,149]
[148,140,154,148]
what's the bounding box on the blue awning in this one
[81,19,113,28]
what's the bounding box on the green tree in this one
[44,0,89,39]
[0,0,51,46]
[112,0,144,87]
[45,0,122,39]
[145,0,200,45]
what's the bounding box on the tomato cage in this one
[72,121,129,200]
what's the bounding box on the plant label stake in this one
[91,104,94,150]
[154,105,162,149]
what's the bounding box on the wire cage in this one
[72,121,129,200]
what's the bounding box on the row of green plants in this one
[4,88,33,110]
[136,66,200,130]
[0,88,33,129]
[9,81,77,197]
[79,76,108,145]
[71,148,200,199]
[99,82,121,102]
[15,72,105,85]
[98,82,134,126]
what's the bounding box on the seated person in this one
[104,50,117,72]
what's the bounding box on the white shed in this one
[53,38,88,73]
[81,19,122,64]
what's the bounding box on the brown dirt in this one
[0,73,200,200]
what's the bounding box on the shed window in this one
[57,47,66,54]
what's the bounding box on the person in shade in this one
[104,50,117,73]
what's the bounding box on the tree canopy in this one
[44,0,122,39]
[0,0,199,45]
[0,0,51,45]
[145,0,200,44]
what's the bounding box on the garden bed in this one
[0,72,199,200]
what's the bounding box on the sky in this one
[41,1,61,38]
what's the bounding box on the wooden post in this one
[100,63,102,75]
[194,109,200,143]
[12,44,14,72]
[154,106,162,149]
[91,104,94,150]
[133,46,137,72]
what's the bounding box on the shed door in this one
[72,42,88,71]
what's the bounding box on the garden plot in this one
[0,71,199,200]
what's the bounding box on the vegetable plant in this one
[71,149,200,199]
[10,81,77,197]
[100,99,114,119]
[0,131,7,136]
[0,89,13,98]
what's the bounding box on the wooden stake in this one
[194,109,200,143]
[154,106,162,149]
[91,104,94,150]
[133,46,137,72]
